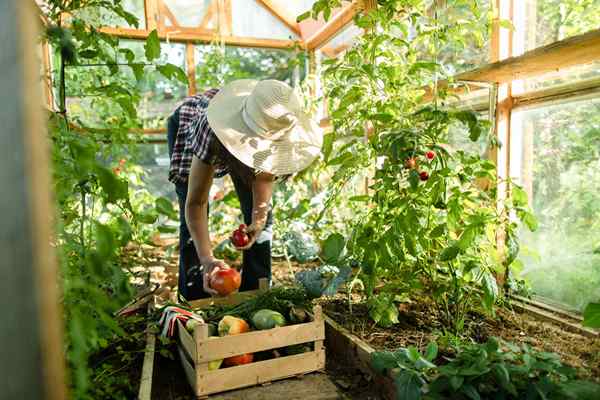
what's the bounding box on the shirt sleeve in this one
[188,112,217,165]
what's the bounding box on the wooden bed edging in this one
[138,303,157,400]
[324,316,397,400]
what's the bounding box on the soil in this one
[321,297,600,381]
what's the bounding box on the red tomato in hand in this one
[210,267,241,295]
[231,225,249,247]
[426,151,435,160]
[419,171,429,181]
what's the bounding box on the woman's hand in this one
[199,255,229,296]
[232,222,265,251]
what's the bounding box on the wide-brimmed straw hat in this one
[206,79,323,176]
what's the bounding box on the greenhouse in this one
[2,0,600,399]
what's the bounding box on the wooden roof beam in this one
[305,1,361,50]
[255,0,302,37]
[98,26,298,49]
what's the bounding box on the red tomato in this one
[231,226,249,247]
[419,171,429,181]
[426,151,435,160]
[210,267,241,296]
[223,353,253,367]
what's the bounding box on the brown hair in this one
[209,134,256,187]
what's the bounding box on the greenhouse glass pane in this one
[513,62,600,95]
[446,88,492,159]
[194,45,303,92]
[519,0,600,52]
[140,42,188,129]
[231,0,298,40]
[510,96,600,311]
[412,0,490,76]
[161,0,211,28]
[66,41,188,129]
[318,23,362,56]
[72,0,146,29]
[134,143,176,201]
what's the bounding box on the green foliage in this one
[372,338,600,400]
[582,302,600,328]
[307,0,535,332]
[43,0,183,397]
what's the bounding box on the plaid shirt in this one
[168,88,228,183]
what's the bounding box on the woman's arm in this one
[185,156,226,295]
[236,172,275,250]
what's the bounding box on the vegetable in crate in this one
[289,306,309,324]
[218,315,253,367]
[223,353,253,367]
[252,309,286,330]
[218,316,249,336]
[295,265,352,298]
[210,266,241,296]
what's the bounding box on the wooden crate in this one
[175,279,326,398]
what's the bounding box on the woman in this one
[167,79,322,300]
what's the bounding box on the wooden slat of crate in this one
[177,345,197,390]
[196,320,324,362]
[195,349,326,396]
[177,319,196,362]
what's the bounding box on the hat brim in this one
[206,79,323,176]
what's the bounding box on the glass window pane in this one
[232,0,298,40]
[510,96,600,311]
[446,88,493,158]
[161,0,211,28]
[514,62,600,95]
[519,0,600,52]
[194,45,304,92]
[72,0,146,29]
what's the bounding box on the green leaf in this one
[145,29,161,61]
[322,233,345,263]
[440,245,460,262]
[512,185,528,207]
[322,133,334,161]
[95,223,116,258]
[157,63,188,84]
[482,271,499,309]
[79,49,98,59]
[583,302,600,328]
[394,371,423,400]
[504,231,520,267]
[457,227,477,251]
[372,351,398,374]
[96,166,128,204]
[518,210,539,232]
[430,224,446,238]
[372,113,394,123]
[424,342,438,362]
[130,63,145,82]
[449,375,464,391]
[155,197,177,219]
[296,11,311,22]
[460,384,481,400]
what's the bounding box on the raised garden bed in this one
[322,296,600,400]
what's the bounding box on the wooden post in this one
[0,1,66,399]
[144,0,159,30]
[186,43,196,95]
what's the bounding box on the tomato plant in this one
[307,0,537,332]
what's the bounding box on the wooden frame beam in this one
[98,27,298,49]
[456,27,600,84]
[305,1,361,50]
[186,42,196,95]
[256,0,302,36]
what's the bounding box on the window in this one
[510,96,600,311]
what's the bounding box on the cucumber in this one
[251,309,286,330]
